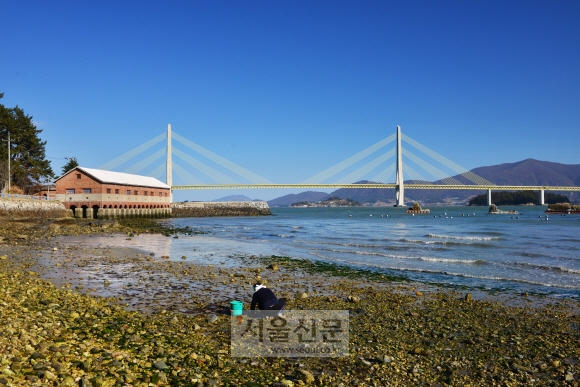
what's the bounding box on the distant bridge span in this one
[172,184,580,191]
[172,183,580,206]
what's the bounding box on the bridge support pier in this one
[395,125,405,207]
[539,189,545,205]
[487,189,492,206]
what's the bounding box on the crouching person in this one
[251,283,286,315]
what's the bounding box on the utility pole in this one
[5,133,9,194]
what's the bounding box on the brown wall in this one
[55,169,171,210]
[56,169,170,198]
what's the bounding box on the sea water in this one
[157,206,580,299]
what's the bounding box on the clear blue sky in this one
[2,1,579,201]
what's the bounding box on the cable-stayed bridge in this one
[99,125,580,206]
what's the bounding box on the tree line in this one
[469,191,569,206]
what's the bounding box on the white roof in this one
[63,167,170,189]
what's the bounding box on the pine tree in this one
[62,157,79,175]
[0,93,54,193]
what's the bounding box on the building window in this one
[127,190,131,195]
[115,189,119,194]
[144,191,148,196]
[83,188,92,193]
[106,188,111,194]
[66,189,75,194]
[164,192,168,197]
[159,192,162,197]
[134,190,138,195]
[76,174,81,179]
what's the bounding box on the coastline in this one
[1,218,580,386]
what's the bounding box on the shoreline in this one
[1,217,580,386]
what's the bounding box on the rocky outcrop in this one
[172,201,271,217]
[0,198,68,218]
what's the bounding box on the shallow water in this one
[162,206,580,299]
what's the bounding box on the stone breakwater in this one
[172,201,271,217]
[0,198,68,219]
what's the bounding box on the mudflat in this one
[1,217,579,386]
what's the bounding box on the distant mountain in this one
[471,159,580,186]
[213,195,259,202]
[279,159,580,206]
[267,191,329,207]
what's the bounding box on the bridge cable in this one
[123,148,166,175]
[98,132,166,171]
[403,135,494,185]
[301,133,396,184]
[173,148,238,184]
[172,163,205,185]
[404,150,462,185]
[172,132,271,184]
[403,164,430,184]
[148,163,166,181]
[371,163,396,183]
[335,148,396,184]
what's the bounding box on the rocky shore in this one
[172,202,271,218]
[1,217,580,386]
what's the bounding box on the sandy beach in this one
[1,217,580,386]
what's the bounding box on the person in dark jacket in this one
[250,283,286,312]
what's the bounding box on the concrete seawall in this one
[0,198,68,219]
[172,201,272,217]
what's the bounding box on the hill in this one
[268,159,580,206]
[471,159,580,186]
[267,191,329,207]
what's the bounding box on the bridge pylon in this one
[395,125,405,207]
[166,124,172,197]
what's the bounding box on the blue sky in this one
[2,1,579,201]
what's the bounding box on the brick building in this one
[55,167,171,219]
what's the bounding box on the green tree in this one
[62,157,79,175]
[0,93,54,193]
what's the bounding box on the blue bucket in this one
[230,300,244,316]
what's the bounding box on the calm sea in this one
[155,206,580,299]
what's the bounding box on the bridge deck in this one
[172,184,580,191]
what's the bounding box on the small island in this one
[488,204,518,215]
[545,203,580,214]
[406,202,430,214]
[291,196,361,207]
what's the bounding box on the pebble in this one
[154,361,169,370]
[296,369,315,384]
